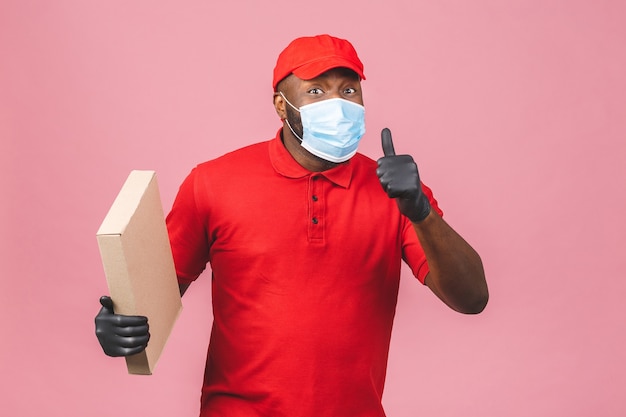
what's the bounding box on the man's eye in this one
[308,88,323,94]
[344,88,356,94]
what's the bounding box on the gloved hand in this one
[95,296,150,357]
[376,128,431,223]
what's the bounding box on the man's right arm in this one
[96,167,204,357]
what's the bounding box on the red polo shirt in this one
[166,130,442,417]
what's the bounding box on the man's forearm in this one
[414,211,488,314]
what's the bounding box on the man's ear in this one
[273,92,287,120]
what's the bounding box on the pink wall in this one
[2,1,625,415]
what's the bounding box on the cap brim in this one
[292,57,366,81]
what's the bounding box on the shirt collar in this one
[269,128,353,188]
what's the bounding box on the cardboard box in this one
[96,170,182,375]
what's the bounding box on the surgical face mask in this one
[280,92,366,163]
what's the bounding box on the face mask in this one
[280,92,366,163]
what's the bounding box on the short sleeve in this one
[166,167,211,284]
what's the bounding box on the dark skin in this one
[274,68,364,172]
[95,67,487,358]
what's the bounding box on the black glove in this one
[376,128,431,223]
[95,296,150,357]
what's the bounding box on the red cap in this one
[272,34,365,90]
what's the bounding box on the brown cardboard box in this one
[96,170,182,375]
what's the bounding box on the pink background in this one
[1,1,625,416]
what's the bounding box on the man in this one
[95,34,488,417]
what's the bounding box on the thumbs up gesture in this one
[376,128,431,223]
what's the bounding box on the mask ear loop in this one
[279,92,304,142]
[279,91,300,112]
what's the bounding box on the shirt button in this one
[312,176,319,181]
[312,217,318,224]
[312,195,318,202]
